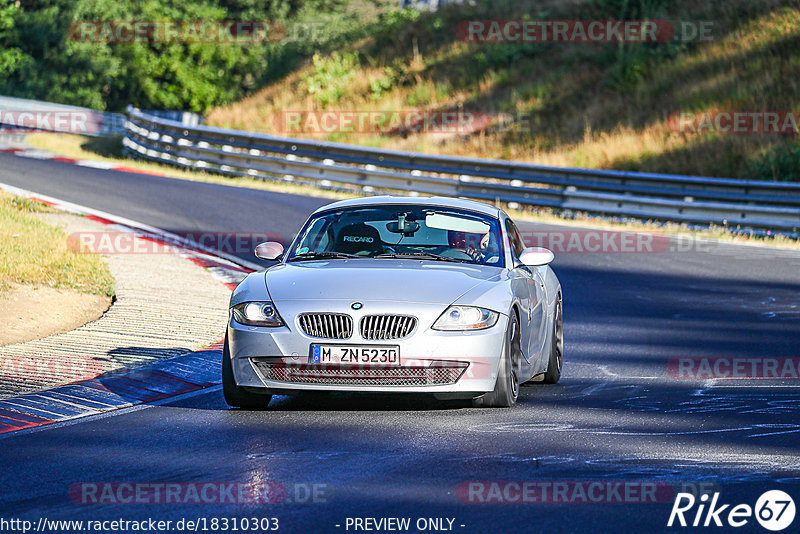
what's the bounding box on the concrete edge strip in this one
[0,184,258,434]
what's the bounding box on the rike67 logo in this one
[668,490,796,531]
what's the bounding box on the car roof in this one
[313,196,504,219]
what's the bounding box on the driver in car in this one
[448,230,496,262]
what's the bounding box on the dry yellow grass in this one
[207,1,800,180]
[0,191,115,295]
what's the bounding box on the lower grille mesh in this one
[251,361,467,386]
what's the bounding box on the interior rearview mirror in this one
[386,221,420,235]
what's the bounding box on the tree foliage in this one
[0,0,375,112]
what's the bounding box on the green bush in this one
[750,143,800,181]
[302,51,360,106]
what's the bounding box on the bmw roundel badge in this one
[351,302,363,310]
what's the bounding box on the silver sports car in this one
[223,196,562,408]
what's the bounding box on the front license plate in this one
[310,345,400,366]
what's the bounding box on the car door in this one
[504,219,542,375]
[530,265,549,371]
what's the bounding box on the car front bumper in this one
[228,300,508,396]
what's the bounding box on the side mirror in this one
[255,241,284,261]
[519,247,554,266]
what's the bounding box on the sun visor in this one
[426,213,490,234]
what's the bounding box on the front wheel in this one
[473,313,521,408]
[222,335,272,409]
[542,296,563,384]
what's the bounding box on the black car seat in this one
[334,223,383,255]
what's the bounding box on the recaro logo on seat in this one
[342,236,374,243]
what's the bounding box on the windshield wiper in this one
[373,252,470,264]
[290,251,362,261]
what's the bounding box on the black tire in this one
[473,312,521,408]
[222,335,272,409]
[542,296,563,384]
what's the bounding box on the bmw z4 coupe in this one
[223,196,562,408]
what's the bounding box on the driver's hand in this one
[464,245,482,262]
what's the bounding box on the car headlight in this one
[432,306,499,331]
[231,301,284,327]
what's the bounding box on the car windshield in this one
[288,205,504,267]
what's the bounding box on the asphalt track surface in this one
[1,152,800,533]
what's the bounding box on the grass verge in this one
[0,191,115,296]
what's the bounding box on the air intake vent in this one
[298,313,353,339]
[252,361,468,386]
[360,315,417,340]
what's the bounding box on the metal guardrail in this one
[0,95,126,136]
[0,96,203,137]
[123,106,800,232]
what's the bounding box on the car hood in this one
[265,259,502,305]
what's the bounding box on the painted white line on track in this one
[11,149,54,160]
[75,160,118,169]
